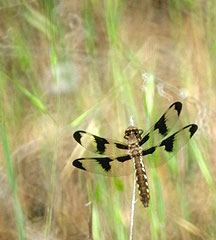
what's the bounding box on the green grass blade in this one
[0,97,25,240]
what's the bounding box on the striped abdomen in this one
[133,155,150,207]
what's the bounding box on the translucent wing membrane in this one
[72,102,198,175]
[73,130,128,156]
[139,102,182,147]
[73,155,133,176]
[142,124,198,167]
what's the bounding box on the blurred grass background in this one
[0,0,215,239]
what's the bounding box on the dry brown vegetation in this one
[0,0,216,239]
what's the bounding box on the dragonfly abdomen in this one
[133,156,150,207]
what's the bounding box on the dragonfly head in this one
[124,126,143,140]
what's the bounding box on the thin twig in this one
[129,173,136,240]
[130,116,134,126]
[85,201,93,240]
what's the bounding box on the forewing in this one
[139,102,182,147]
[141,124,198,167]
[72,155,133,176]
[73,130,128,156]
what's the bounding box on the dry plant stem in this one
[130,116,134,126]
[129,173,136,240]
[85,201,93,240]
[129,115,136,240]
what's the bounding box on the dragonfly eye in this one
[124,130,129,139]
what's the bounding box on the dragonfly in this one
[72,102,198,207]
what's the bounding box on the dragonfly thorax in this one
[124,126,143,156]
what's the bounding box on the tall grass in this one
[0,93,25,239]
[0,0,216,239]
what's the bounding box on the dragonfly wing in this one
[72,155,133,176]
[141,124,198,167]
[73,130,128,156]
[139,102,182,147]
